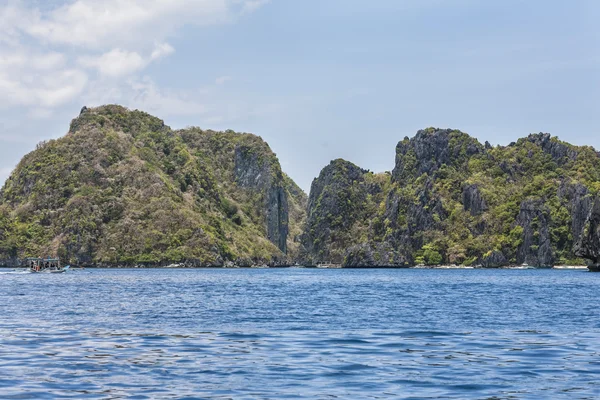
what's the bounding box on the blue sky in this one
[0,0,598,192]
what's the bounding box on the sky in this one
[0,0,598,192]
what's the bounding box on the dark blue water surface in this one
[1,268,599,399]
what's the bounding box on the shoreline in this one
[0,265,590,270]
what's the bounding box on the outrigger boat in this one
[24,257,70,273]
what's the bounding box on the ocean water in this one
[0,268,599,399]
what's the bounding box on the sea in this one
[0,268,599,399]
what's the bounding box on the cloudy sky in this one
[0,0,598,191]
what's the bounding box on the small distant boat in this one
[316,262,342,269]
[24,257,70,273]
[512,263,535,270]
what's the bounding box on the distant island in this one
[1,105,600,269]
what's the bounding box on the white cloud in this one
[79,42,175,77]
[36,70,89,107]
[0,49,88,108]
[151,42,175,60]
[19,1,225,48]
[0,50,65,71]
[79,49,146,77]
[82,76,208,117]
[240,0,271,14]
[215,76,233,85]
[127,78,209,116]
[3,0,268,49]
[0,0,270,114]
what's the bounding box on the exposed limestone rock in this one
[462,184,487,216]
[514,199,553,267]
[234,144,290,253]
[526,133,577,164]
[575,197,600,268]
[481,251,508,268]
[344,243,411,268]
[558,181,593,246]
[300,159,371,264]
[393,128,483,181]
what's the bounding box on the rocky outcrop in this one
[234,144,272,189]
[393,128,483,181]
[343,243,411,268]
[266,185,289,253]
[234,144,289,254]
[381,177,447,258]
[480,251,507,268]
[558,181,593,246]
[462,184,487,216]
[575,197,600,268]
[526,133,577,164]
[301,159,370,264]
[514,199,553,267]
[303,127,600,268]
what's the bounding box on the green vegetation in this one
[0,105,306,266]
[305,129,597,267]
[2,111,596,268]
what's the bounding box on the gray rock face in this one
[514,199,554,267]
[0,257,20,267]
[383,178,446,254]
[407,182,446,241]
[344,243,411,267]
[574,197,600,266]
[266,185,289,254]
[234,144,289,254]
[234,145,272,189]
[462,184,487,216]
[393,128,483,181]
[558,181,593,246]
[301,159,371,264]
[481,251,507,268]
[526,133,577,164]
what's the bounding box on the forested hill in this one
[2,108,600,268]
[0,105,306,267]
[301,128,600,267]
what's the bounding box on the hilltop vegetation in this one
[302,128,600,267]
[2,106,599,268]
[0,105,306,266]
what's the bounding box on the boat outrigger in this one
[24,257,70,273]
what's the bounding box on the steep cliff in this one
[304,128,600,267]
[300,159,391,264]
[0,105,306,266]
[574,197,600,269]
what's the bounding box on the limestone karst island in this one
[1,105,600,270]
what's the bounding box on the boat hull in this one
[29,267,69,274]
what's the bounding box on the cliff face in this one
[0,105,306,266]
[300,159,388,264]
[574,197,600,267]
[304,128,600,267]
[233,144,289,253]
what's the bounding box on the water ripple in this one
[0,268,599,399]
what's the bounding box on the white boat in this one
[25,257,70,273]
[510,263,535,269]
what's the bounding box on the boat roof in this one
[25,257,60,261]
